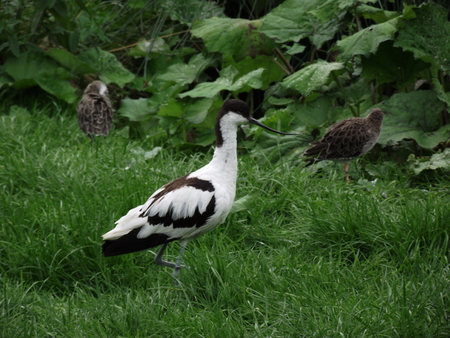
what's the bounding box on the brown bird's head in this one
[84,81,109,97]
[366,107,384,125]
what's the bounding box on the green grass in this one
[1,106,450,337]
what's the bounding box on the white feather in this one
[102,205,147,240]
[99,82,108,96]
[102,182,217,241]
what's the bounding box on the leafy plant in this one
[408,148,450,175]
[1,0,449,160]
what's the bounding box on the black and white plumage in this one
[77,81,113,139]
[102,99,296,282]
[303,108,384,182]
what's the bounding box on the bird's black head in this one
[215,99,298,147]
[218,99,251,120]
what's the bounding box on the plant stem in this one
[370,81,376,105]
[273,58,290,76]
[275,48,293,74]
[355,3,362,32]
[309,47,316,64]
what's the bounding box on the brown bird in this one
[77,81,113,139]
[303,108,384,183]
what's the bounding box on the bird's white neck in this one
[209,120,239,173]
[190,112,246,186]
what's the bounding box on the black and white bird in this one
[303,108,384,183]
[77,81,113,139]
[102,99,296,281]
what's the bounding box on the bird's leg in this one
[343,162,351,183]
[154,243,176,269]
[172,240,188,283]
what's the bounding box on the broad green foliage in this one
[286,96,337,127]
[191,17,276,61]
[224,55,288,90]
[408,149,450,175]
[46,48,96,74]
[157,54,217,86]
[1,0,449,162]
[118,98,154,122]
[281,61,345,96]
[395,3,450,72]
[337,16,401,58]
[160,0,224,25]
[361,41,430,86]
[129,38,171,58]
[179,66,264,98]
[4,51,78,103]
[260,0,344,47]
[78,49,135,87]
[378,91,449,149]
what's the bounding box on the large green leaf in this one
[157,98,214,124]
[378,90,449,149]
[408,149,450,175]
[78,49,135,87]
[178,66,264,99]
[223,55,288,90]
[128,38,171,58]
[157,54,218,86]
[154,83,187,104]
[162,0,224,26]
[4,51,56,82]
[191,17,276,61]
[232,68,264,93]
[260,0,344,48]
[34,68,77,103]
[46,48,96,74]
[361,40,430,86]
[281,61,344,96]
[337,17,400,58]
[432,76,450,106]
[139,54,184,92]
[286,96,335,128]
[118,98,155,121]
[3,51,77,102]
[185,98,214,124]
[338,78,372,105]
[358,4,400,24]
[194,98,223,130]
[395,3,450,72]
[158,99,184,118]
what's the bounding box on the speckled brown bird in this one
[77,81,113,139]
[303,108,384,183]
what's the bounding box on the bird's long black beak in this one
[249,117,298,135]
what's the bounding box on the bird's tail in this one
[102,230,175,257]
[304,157,321,167]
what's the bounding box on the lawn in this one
[1,106,449,337]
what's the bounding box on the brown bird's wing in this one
[77,94,113,137]
[304,119,371,162]
[93,95,114,136]
[77,97,94,138]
